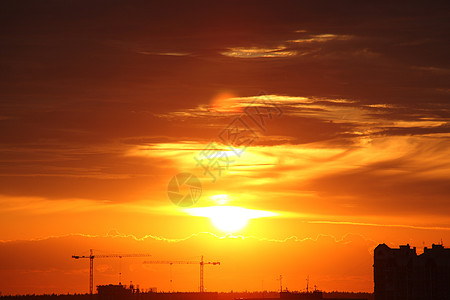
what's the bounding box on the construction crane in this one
[143,256,220,292]
[72,249,152,294]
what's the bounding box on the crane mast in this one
[200,256,204,293]
[143,255,220,292]
[89,249,93,294]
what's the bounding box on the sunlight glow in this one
[210,91,241,112]
[184,206,278,233]
[210,194,230,205]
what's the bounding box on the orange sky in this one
[1,0,450,296]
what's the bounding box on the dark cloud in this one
[0,0,449,240]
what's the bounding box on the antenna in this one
[279,275,282,293]
[306,275,309,293]
[119,257,122,284]
[169,263,173,292]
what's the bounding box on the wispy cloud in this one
[136,51,191,56]
[127,91,450,225]
[220,32,353,59]
[221,46,297,58]
[287,33,353,43]
[0,195,108,215]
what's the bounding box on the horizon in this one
[1,0,449,296]
[0,289,374,297]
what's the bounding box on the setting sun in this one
[210,194,230,205]
[210,91,241,113]
[184,206,278,232]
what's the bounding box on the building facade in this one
[374,243,450,300]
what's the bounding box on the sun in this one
[184,206,277,233]
[210,91,241,113]
[210,194,230,205]
[207,207,250,232]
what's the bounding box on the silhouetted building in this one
[374,243,450,300]
[280,291,322,300]
[96,285,219,300]
[279,291,366,300]
[97,285,133,300]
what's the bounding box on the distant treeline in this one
[323,292,373,300]
[0,291,373,300]
[0,295,91,300]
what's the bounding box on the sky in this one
[1,0,450,295]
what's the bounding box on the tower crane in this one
[143,256,220,292]
[72,249,152,294]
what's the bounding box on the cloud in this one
[155,94,449,144]
[0,195,107,215]
[136,51,191,57]
[287,33,353,43]
[221,46,298,58]
[220,32,353,59]
[1,90,448,222]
